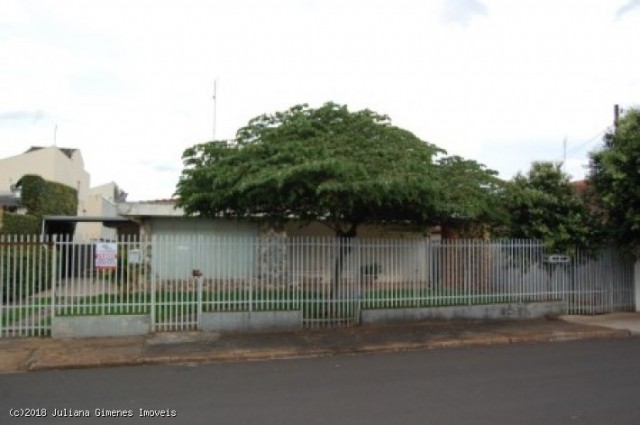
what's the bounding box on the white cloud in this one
[442,0,488,25]
[617,0,640,18]
[0,0,32,25]
[1,0,639,199]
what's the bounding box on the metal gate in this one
[150,235,206,332]
[150,236,362,331]
[565,249,635,314]
[293,237,362,328]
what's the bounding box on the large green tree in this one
[435,155,505,238]
[177,102,504,239]
[177,102,468,237]
[177,102,504,295]
[588,107,640,254]
[501,161,600,255]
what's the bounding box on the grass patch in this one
[55,292,149,317]
[53,290,301,321]
[45,288,561,321]
[1,298,51,327]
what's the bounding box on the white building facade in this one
[0,146,124,240]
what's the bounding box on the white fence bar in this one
[0,235,635,337]
[0,234,53,337]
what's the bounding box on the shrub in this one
[0,213,40,235]
[0,238,54,303]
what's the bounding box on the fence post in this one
[248,273,253,313]
[50,235,57,326]
[150,236,156,332]
[195,234,203,330]
[355,238,361,324]
[0,235,4,337]
[197,274,203,329]
[635,260,640,312]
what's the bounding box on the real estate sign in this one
[95,242,118,270]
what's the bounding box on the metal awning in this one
[43,215,134,224]
[42,215,139,234]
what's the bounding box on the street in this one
[2,338,640,424]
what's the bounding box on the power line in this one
[558,129,607,163]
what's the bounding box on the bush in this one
[0,238,54,303]
[6,175,79,235]
[0,213,40,235]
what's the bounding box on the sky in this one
[1,0,639,201]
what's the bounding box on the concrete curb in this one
[502,329,631,344]
[22,327,632,372]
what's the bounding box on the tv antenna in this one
[562,136,567,171]
[212,79,218,141]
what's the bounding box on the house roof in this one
[26,146,78,159]
[130,198,177,204]
[571,179,588,194]
[41,215,139,235]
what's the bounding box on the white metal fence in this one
[0,235,635,337]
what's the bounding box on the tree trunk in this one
[440,222,492,294]
[330,224,357,299]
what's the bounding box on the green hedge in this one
[20,174,78,217]
[2,175,78,235]
[0,213,40,235]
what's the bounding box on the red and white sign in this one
[95,242,118,270]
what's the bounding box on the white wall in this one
[150,218,260,281]
[0,147,89,202]
[76,182,120,241]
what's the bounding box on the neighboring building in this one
[75,182,128,240]
[0,146,125,240]
[0,146,89,202]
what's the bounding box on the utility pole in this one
[614,104,620,131]
[53,124,58,146]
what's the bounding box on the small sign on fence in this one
[128,249,142,265]
[544,254,571,264]
[95,242,118,270]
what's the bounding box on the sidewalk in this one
[1,315,637,374]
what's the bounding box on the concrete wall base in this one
[200,311,303,332]
[361,302,565,325]
[52,315,151,338]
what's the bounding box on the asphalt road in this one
[2,338,640,425]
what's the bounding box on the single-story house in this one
[114,200,439,284]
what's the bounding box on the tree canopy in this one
[435,155,504,238]
[501,161,601,254]
[176,102,501,237]
[588,107,640,254]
